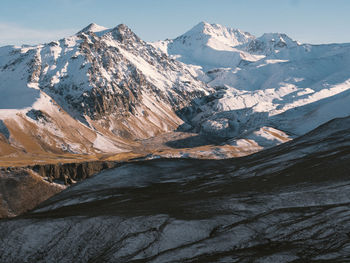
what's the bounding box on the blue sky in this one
[1,0,349,46]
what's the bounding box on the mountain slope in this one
[155,22,350,148]
[153,22,260,71]
[1,22,350,163]
[1,116,350,262]
[0,23,209,161]
[193,42,350,138]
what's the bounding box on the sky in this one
[1,0,350,46]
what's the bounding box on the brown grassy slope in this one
[0,168,65,218]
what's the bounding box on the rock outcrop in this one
[0,23,209,157]
[0,160,118,218]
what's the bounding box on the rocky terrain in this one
[0,23,208,160]
[1,116,350,262]
[0,160,119,218]
[0,168,64,218]
[2,21,350,165]
[154,22,350,148]
[1,21,350,262]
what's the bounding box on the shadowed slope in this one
[1,117,350,262]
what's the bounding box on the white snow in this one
[93,133,123,153]
[230,126,291,148]
[154,22,350,138]
[1,21,350,158]
[152,22,260,71]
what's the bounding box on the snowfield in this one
[153,22,350,145]
[1,21,350,159]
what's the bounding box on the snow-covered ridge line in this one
[0,22,209,157]
[151,21,299,71]
[151,21,350,142]
[1,21,350,159]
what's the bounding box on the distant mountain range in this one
[1,21,350,164]
[153,21,350,141]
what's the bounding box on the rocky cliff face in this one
[0,23,209,157]
[0,168,64,218]
[0,160,118,218]
[30,161,117,185]
[39,24,207,121]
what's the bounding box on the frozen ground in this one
[1,116,350,262]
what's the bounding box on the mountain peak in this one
[247,32,299,54]
[111,24,134,36]
[259,32,294,43]
[187,22,250,36]
[177,22,254,48]
[76,23,140,43]
[115,23,130,31]
[192,21,211,30]
[78,23,108,34]
[186,21,224,35]
[110,24,141,43]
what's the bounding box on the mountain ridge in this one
[152,21,350,148]
[1,21,350,262]
[0,21,350,165]
[0,23,210,161]
[1,114,350,262]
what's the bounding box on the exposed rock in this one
[30,161,118,185]
[1,117,350,262]
[0,168,63,218]
[0,161,118,218]
[26,109,50,122]
[0,23,209,156]
[0,120,9,140]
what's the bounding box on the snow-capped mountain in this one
[0,23,208,159]
[1,21,350,163]
[246,32,299,54]
[154,22,350,148]
[153,22,300,71]
[153,22,259,71]
[2,21,350,262]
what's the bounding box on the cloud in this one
[0,23,77,46]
